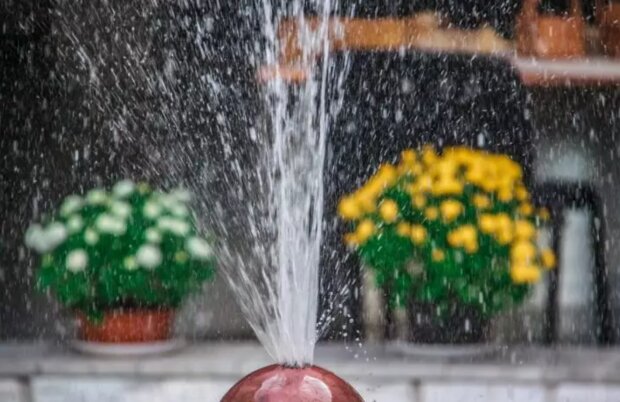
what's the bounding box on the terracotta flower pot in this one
[77,309,174,343]
[221,364,364,402]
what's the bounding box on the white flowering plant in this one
[25,180,215,321]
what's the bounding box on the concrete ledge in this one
[4,342,620,401]
[0,380,26,402]
[1,342,620,383]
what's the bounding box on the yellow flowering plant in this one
[339,146,555,317]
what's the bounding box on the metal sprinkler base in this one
[221,364,364,402]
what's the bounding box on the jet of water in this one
[218,0,350,366]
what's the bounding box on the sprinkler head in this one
[221,364,364,402]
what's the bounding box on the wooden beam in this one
[277,16,512,64]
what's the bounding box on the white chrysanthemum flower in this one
[124,256,138,271]
[25,224,47,253]
[45,222,68,250]
[157,195,173,210]
[112,180,135,198]
[84,228,99,245]
[185,237,213,260]
[110,201,132,219]
[136,244,162,270]
[158,194,186,211]
[26,223,68,253]
[60,196,83,217]
[66,249,88,273]
[145,228,162,243]
[143,200,163,219]
[169,203,189,217]
[86,189,108,205]
[170,188,191,203]
[157,217,190,237]
[66,215,84,234]
[95,214,127,236]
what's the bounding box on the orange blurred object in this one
[258,65,309,84]
[78,309,174,343]
[597,0,620,57]
[221,364,364,402]
[278,17,410,64]
[270,16,512,84]
[516,0,586,59]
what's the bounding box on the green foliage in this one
[26,180,215,320]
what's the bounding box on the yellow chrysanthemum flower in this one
[519,202,534,216]
[344,233,359,247]
[464,240,479,253]
[510,264,541,284]
[425,206,439,221]
[432,159,458,178]
[440,200,463,222]
[396,222,411,237]
[379,199,399,223]
[412,194,427,209]
[354,187,377,213]
[411,163,424,175]
[445,146,475,165]
[356,219,376,244]
[498,187,513,202]
[472,194,491,209]
[496,213,513,231]
[447,230,461,247]
[480,178,498,193]
[494,214,514,244]
[514,220,536,240]
[541,248,557,269]
[538,207,551,221]
[410,225,427,245]
[416,174,433,192]
[432,248,446,262]
[376,164,398,188]
[422,145,438,166]
[432,179,464,196]
[447,225,478,253]
[479,214,497,234]
[401,149,417,165]
[459,225,477,243]
[511,240,537,263]
[515,185,529,201]
[338,196,361,220]
[364,178,385,198]
[465,167,485,185]
[397,163,412,176]
[447,225,471,244]
[497,229,514,245]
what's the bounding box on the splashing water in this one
[218,1,350,366]
[48,0,349,366]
